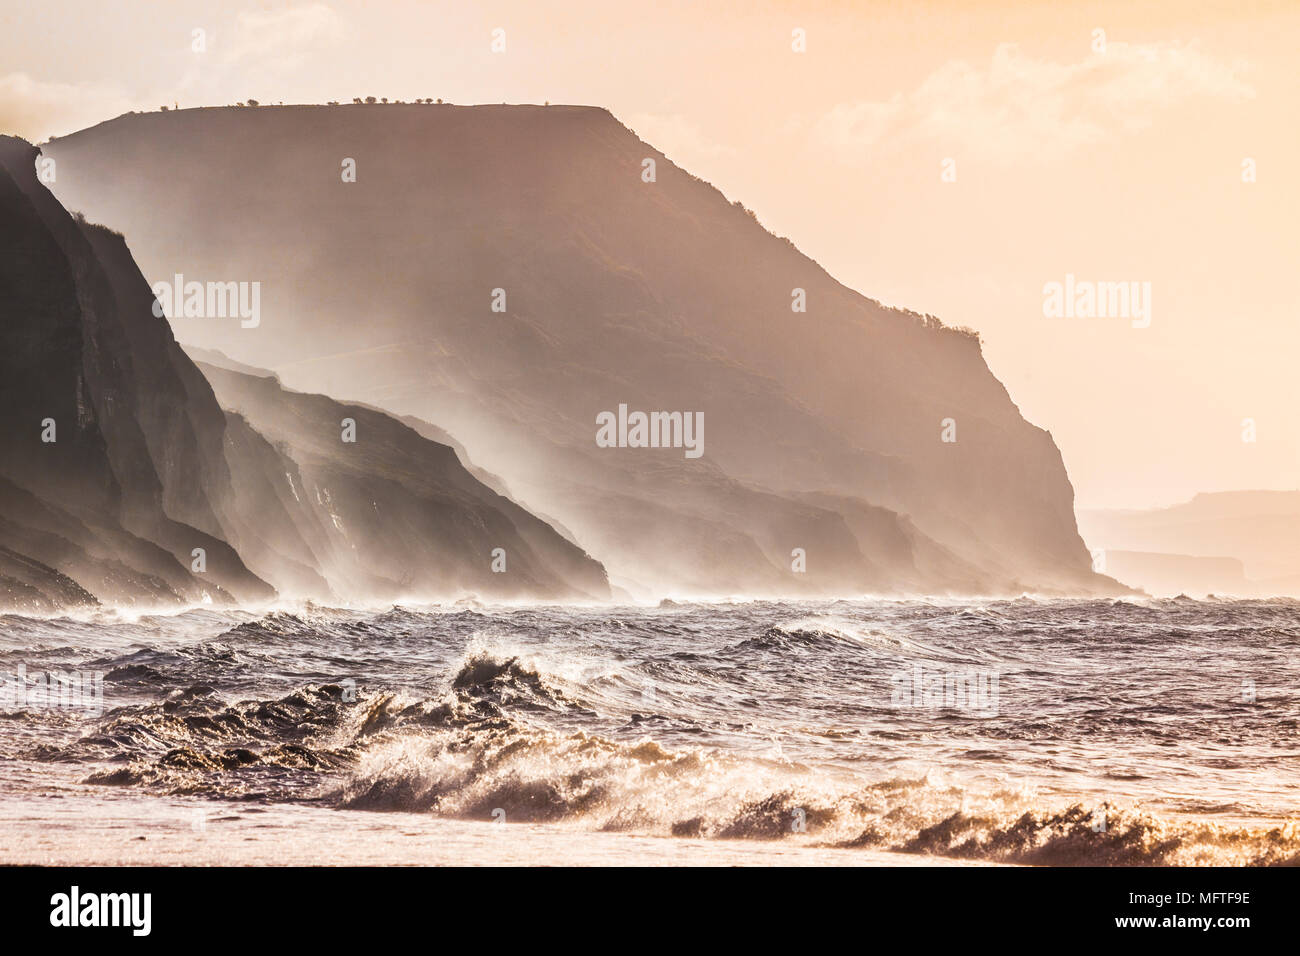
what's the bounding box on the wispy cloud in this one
[173,2,348,99]
[625,112,738,163]
[224,3,348,68]
[0,4,349,139]
[0,73,134,141]
[811,42,1255,163]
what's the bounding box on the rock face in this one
[0,134,270,610]
[194,353,610,602]
[1079,492,1300,596]
[0,135,608,610]
[45,105,1115,596]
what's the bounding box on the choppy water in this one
[2,598,1297,865]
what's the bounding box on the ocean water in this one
[2,598,1297,866]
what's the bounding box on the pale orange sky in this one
[2,0,1296,509]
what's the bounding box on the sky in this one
[1,0,1296,510]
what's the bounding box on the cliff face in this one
[0,134,609,609]
[45,106,1114,596]
[1079,491,1300,596]
[0,134,271,610]
[196,356,610,601]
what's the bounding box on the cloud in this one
[224,3,348,68]
[812,42,1255,163]
[169,2,348,103]
[0,4,350,140]
[625,112,738,163]
[0,73,135,141]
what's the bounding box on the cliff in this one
[44,105,1118,596]
[0,134,609,608]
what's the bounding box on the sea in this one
[1,597,1297,865]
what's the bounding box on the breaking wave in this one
[7,598,1300,865]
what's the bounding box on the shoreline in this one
[0,794,998,867]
